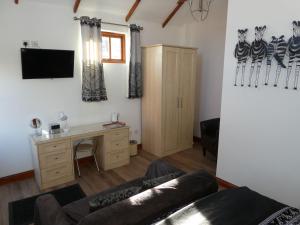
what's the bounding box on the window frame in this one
[101,31,126,64]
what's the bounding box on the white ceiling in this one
[25,0,195,25]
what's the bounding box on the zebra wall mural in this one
[265,35,287,87]
[249,26,268,88]
[234,29,251,86]
[233,22,300,91]
[286,21,300,90]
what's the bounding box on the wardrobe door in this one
[179,49,196,149]
[142,46,163,156]
[162,47,181,153]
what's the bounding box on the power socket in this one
[23,40,30,48]
[22,40,39,48]
[31,41,39,48]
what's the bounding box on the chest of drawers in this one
[97,129,130,170]
[31,139,74,190]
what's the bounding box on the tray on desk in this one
[103,121,126,129]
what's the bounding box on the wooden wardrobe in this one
[142,45,197,157]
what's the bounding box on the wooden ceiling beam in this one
[73,0,81,13]
[125,0,141,22]
[15,0,19,4]
[162,0,187,28]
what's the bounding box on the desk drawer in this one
[108,129,128,141]
[107,149,129,163]
[39,149,71,169]
[110,138,129,152]
[39,141,70,155]
[41,163,73,184]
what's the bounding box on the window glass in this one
[101,32,125,63]
[102,37,110,59]
[111,37,122,60]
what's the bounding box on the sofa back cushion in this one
[89,186,141,212]
[63,177,144,223]
[141,172,183,190]
[89,172,183,213]
[78,170,218,225]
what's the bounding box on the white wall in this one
[184,0,228,136]
[0,0,185,178]
[217,0,300,207]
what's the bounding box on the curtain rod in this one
[73,17,143,30]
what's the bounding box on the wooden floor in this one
[0,144,216,225]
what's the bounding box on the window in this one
[102,32,126,64]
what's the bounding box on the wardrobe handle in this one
[177,97,180,108]
[181,98,183,108]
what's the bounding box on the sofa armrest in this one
[144,160,185,179]
[78,170,218,225]
[34,194,72,225]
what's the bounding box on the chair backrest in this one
[200,118,220,137]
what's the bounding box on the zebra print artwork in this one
[232,22,300,91]
[265,35,287,87]
[249,26,268,88]
[234,29,251,86]
[286,21,300,90]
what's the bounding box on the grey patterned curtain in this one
[128,24,143,98]
[80,16,107,102]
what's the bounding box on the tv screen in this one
[21,48,74,79]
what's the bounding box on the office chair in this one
[74,138,100,177]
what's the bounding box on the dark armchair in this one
[200,118,220,158]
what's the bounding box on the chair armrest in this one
[34,194,71,225]
[200,121,208,136]
[215,127,220,138]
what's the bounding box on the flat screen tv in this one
[21,48,74,79]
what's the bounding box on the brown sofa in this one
[34,160,218,225]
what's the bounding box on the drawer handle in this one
[53,145,57,148]
[55,157,59,160]
[55,171,60,174]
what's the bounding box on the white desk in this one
[30,122,130,190]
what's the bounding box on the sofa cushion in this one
[142,172,183,190]
[78,170,218,225]
[63,160,184,223]
[89,186,141,212]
